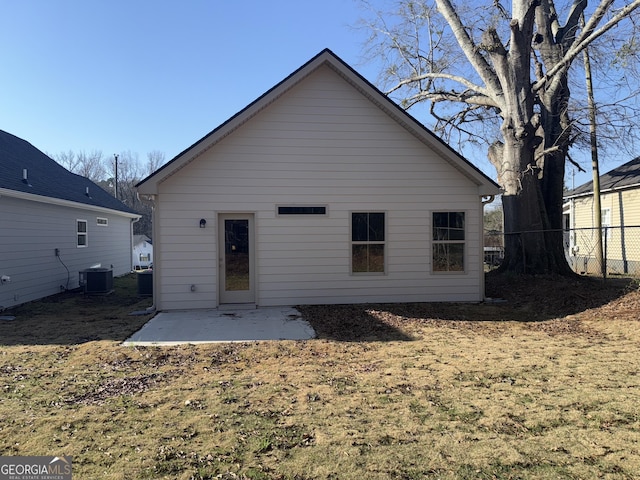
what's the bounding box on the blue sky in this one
[1,1,380,164]
[0,0,612,187]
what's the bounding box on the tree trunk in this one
[495,122,573,274]
[538,75,575,275]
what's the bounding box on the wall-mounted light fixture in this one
[199,219,207,228]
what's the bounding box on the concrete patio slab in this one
[123,306,315,345]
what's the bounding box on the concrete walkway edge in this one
[123,306,316,345]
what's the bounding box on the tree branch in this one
[566,153,587,173]
[405,88,500,108]
[385,71,491,98]
[434,0,503,103]
[556,0,588,44]
[534,0,640,92]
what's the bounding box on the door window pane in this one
[225,219,250,291]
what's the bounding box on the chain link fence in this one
[565,226,640,277]
[484,226,640,277]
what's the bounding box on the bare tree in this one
[109,151,141,207]
[360,0,640,274]
[52,150,79,172]
[52,150,106,183]
[146,150,166,175]
[53,148,164,238]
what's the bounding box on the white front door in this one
[218,214,255,304]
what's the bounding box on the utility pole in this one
[582,15,604,279]
[114,154,119,200]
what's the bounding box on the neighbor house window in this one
[77,219,88,247]
[351,212,385,274]
[96,217,108,226]
[432,212,465,272]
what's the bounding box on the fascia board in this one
[0,187,141,219]
[564,182,640,200]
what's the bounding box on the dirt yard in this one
[298,272,640,341]
[0,273,638,479]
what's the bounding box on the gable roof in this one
[566,157,640,198]
[0,129,139,217]
[137,48,500,197]
[133,235,151,245]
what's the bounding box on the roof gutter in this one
[0,187,141,219]
[565,181,640,200]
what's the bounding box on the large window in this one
[77,219,88,248]
[351,212,385,274]
[432,212,465,272]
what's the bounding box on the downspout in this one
[138,193,157,311]
[481,195,497,301]
[130,216,140,273]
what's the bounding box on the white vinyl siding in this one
[150,65,485,309]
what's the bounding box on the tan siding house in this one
[136,49,500,310]
[564,157,640,275]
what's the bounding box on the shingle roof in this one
[0,129,138,215]
[567,156,640,197]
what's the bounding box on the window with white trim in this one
[96,217,108,226]
[77,220,88,247]
[351,212,385,274]
[432,212,465,272]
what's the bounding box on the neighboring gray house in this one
[0,129,141,309]
[132,235,153,270]
[136,49,500,310]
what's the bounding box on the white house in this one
[132,235,153,270]
[0,129,141,309]
[136,49,500,310]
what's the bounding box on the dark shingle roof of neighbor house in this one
[0,129,138,215]
[567,156,640,198]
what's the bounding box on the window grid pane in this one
[77,220,88,247]
[351,212,385,274]
[432,212,465,272]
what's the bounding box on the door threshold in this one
[218,303,257,311]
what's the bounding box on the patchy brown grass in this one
[1,273,639,479]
